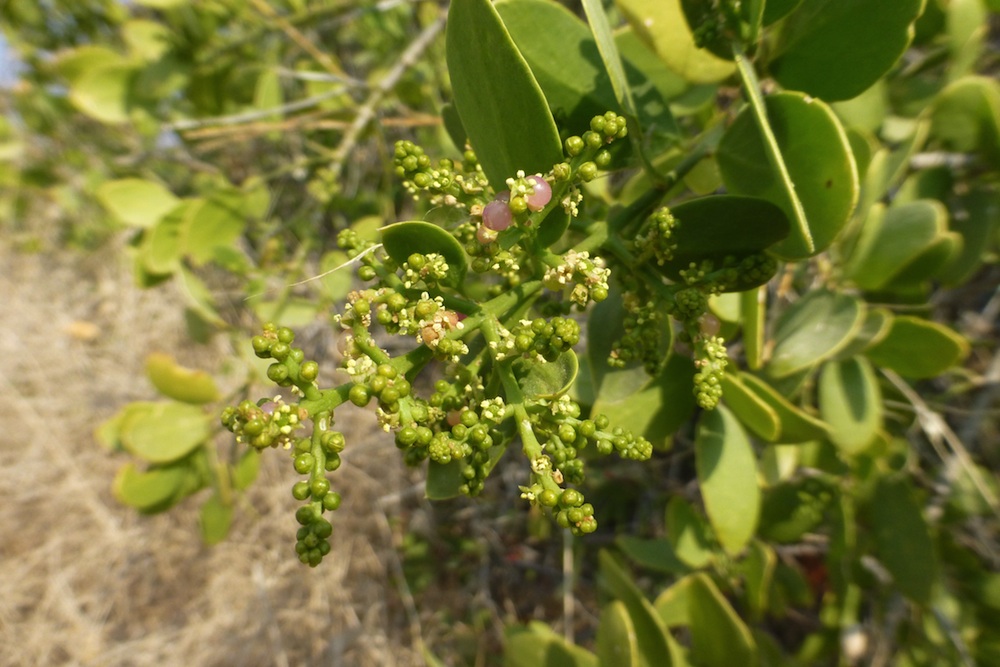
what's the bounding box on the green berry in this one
[277,327,295,344]
[560,489,584,508]
[292,481,310,501]
[295,506,315,525]
[323,492,342,511]
[539,489,559,507]
[251,336,272,358]
[300,361,319,382]
[349,384,371,407]
[294,453,315,475]
[311,477,331,498]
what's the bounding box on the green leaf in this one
[844,200,952,290]
[380,220,468,288]
[140,200,194,275]
[769,0,925,101]
[96,401,157,452]
[122,19,172,62]
[717,91,859,259]
[513,350,579,400]
[818,356,882,455]
[69,61,137,124]
[654,575,696,628]
[738,541,776,618]
[739,373,830,443]
[177,266,227,329]
[759,482,828,543]
[870,475,938,605]
[654,195,790,289]
[665,497,715,569]
[200,493,234,546]
[120,401,210,464]
[865,316,969,379]
[183,193,247,266]
[113,462,188,513]
[687,574,758,666]
[616,536,690,575]
[741,288,765,370]
[597,601,640,667]
[318,250,354,301]
[767,289,865,378]
[426,460,464,500]
[446,0,563,191]
[592,355,697,445]
[762,0,804,25]
[617,0,735,83]
[505,623,598,667]
[937,187,1000,286]
[599,550,674,667]
[947,0,989,80]
[496,0,619,131]
[695,406,760,555]
[721,372,781,441]
[145,352,219,404]
[930,76,1000,164]
[231,450,261,492]
[96,178,180,228]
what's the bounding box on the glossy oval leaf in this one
[446,0,563,191]
[184,193,248,266]
[740,373,830,443]
[721,372,781,441]
[145,352,220,404]
[617,0,735,83]
[717,92,859,259]
[695,405,760,555]
[505,622,598,667]
[818,356,882,455]
[865,316,969,379]
[96,178,180,228]
[616,536,690,575]
[871,475,938,605]
[69,61,137,124]
[200,493,234,546]
[768,289,865,378]
[592,355,697,445]
[655,195,790,288]
[930,75,1000,165]
[768,0,925,101]
[665,497,715,569]
[113,462,188,513]
[597,601,640,667]
[497,0,619,132]
[654,575,696,629]
[937,187,1000,286]
[140,200,195,275]
[844,200,951,290]
[120,401,210,464]
[380,220,468,287]
[598,550,674,667]
[687,574,757,666]
[512,350,579,400]
[231,450,261,492]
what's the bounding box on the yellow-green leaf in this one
[145,352,219,404]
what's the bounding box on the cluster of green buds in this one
[393,140,489,209]
[635,207,680,267]
[221,112,660,565]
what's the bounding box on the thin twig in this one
[882,369,1000,520]
[562,529,575,645]
[329,15,445,179]
[247,0,347,79]
[166,89,347,132]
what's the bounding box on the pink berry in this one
[525,176,552,212]
[483,198,513,231]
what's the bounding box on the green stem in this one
[732,42,814,254]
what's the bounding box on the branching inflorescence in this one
[222,112,737,566]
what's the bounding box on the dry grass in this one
[0,240,437,666]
